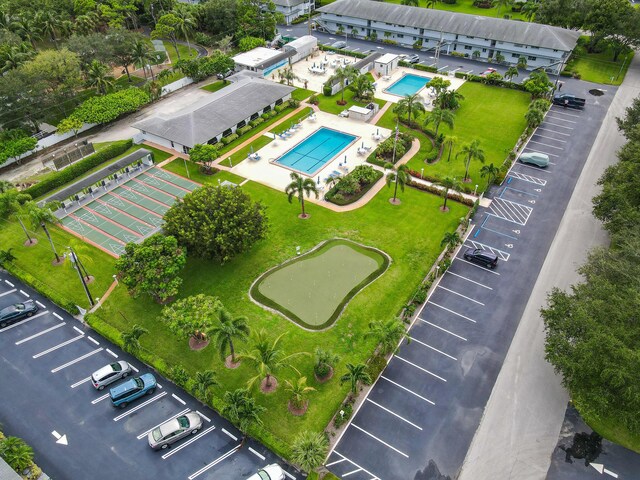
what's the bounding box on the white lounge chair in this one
[338,110,349,118]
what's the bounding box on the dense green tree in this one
[328,65,357,104]
[107,28,144,82]
[535,0,591,29]
[238,35,265,51]
[236,0,280,40]
[393,92,425,127]
[0,131,37,165]
[188,143,220,172]
[522,70,552,98]
[85,60,114,94]
[291,431,328,472]
[151,13,183,60]
[616,96,640,141]
[198,0,238,38]
[163,184,268,262]
[525,106,544,128]
[66,33,114,67]
[285,172,318,219]
[160,294,222,343]
[401,0,419,5]
[365,318,410,354]
[457,139,485,182]
[115,233,187,303]
[521,0,539,21]
[64,87,150,124]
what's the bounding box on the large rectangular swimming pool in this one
[385,73,432,97]
[275,127,357,176]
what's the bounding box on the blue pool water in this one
[275,127,357,176]
[385,74,432,97]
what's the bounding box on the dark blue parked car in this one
[109,373,156,408]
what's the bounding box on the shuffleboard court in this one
[70,208,142,244]
[111,187,170,215]
[147,168,199,191]
[136,173,190,198]
[60,217,126,256]
[125,181,177,205]
[98,194,164,228]
[85,201,156,236]
[252,239,389,329]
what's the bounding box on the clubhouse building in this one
[316,0,580,73]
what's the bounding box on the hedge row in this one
[318,44,367,59]
[25,140,133,200]
[454,71,528,91]
[407,178,476,207]
[3,263,80,314]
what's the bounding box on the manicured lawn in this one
[291,88,316,101]
[162,158,246,185]
[378,82,529,187]
[93,179,468,449]
[564,40,634,85]
[583,411,640,454]
[219,135,274,168]
[317,88,385,115]
[0,221,117,309]
[383,0,526,20]
[376,103,435,164]
[163,41,197,64]
[200,80,229,93]
[269,108,315,134]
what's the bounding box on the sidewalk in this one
[459,52,640,480]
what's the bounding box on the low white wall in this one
[161,76,194,96]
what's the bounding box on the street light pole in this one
[68,247,95,307]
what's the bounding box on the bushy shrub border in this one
[25,140,133,200]
[454,71,528,92]
[406,178,476,206]
[325,170,383,206]
[318,44,367,59]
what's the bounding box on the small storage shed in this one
[283,35,318,63]
[348,103,378,122]
[374,53,400,77]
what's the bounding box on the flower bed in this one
[325,165,383,206]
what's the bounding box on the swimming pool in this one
[275,127,357,176]
[385,73,432,97]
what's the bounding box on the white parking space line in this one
[529,140,564,150]
[87,336,99,345]
[4,280,15,287]
[523,148,560,158]
[221,428,237,440]
[420,319,468,341]
[0,311,50,332]
[52,348,103,373]
[410,336,457,360]
[546,114,577,123]
[428,301,477,323]
[537,127,570,136]
[342,468,362,477]
[114,391,168,421]
[351,424,409,458]
[33,334,84,358]
[333,451,381,480]
[542,121,573,130]
[380,376,435,405]
[249,447,265,460]
[466,240,510,262]
[533,133,567,143]
[172,394,186,405]
[106,349,118,358]
[187,444,241,480]
[445,271,493,290]
[161,424,215,458]
[457,257,501,274]
[0,288,17,297]
[73,326,84,335]
[326,457,347,467]
[130,364,139,372]
[15,322,65,344]
[549,108,580,118]
[366,399,423,430]
[53,312,63,320]
[19,289,29,297]
[283,470,297,480]
[92,393,110,404]
[437,285,484,305]
[136,408,190,439]
[35,300,46,308]
[70,377,91,388]
[394,355,446,382]
[511,165,551,179]
[157,383,163,389]
[196,410,211,423]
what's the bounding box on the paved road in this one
[460,52,640,480]
[324,83,615,479]
[0,273,299,480]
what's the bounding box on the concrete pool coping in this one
[383,72,434,97]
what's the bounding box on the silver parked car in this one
[148,412,203,450]
[91,361,132,390]
[331,40,347,49]
[519,152,549,167]
[247,464,285,480]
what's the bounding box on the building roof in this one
[233,47,289,68]
[376,53,399,64]
[348,105,371,115]
[272,0,307,6]
[283,35,318,51]
[318,0,580,51]
[352,51,382,70]
[133,79,295,148]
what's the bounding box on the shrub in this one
[323,84,333,96]
[308,94,318,105]
[237,125,252,136]
[221,133,238,145]
[261,113,270,119]
[325,165,383,206]
[289,98,300,108]
[67,88,150,125]
[249,117,264,127]
[24,140,133,199]
[333,401,353,428]
[274,104,286,113]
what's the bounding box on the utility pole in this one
[68,247,95,307]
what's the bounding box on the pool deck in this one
[375,68,465,104]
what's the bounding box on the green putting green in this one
[251,239,389,330]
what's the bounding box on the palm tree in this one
[222,388,266,437]
[425,0,437,7]
[423,107,455,138]
[291,430,329,473]
[36,11,61,48]
[285,376,316,411]
[441,231,462,250]
[192,370,218,402]
[393,93,425,127]
[121,324,148,353]
[525,107,544,128]
[0,180,14,193]
[340,363,372,394]
[131,39,155,80]
[385,162,410,204]
[0,436,34,472]
[1,44,33,72]
[173,5,197,50]
[328,65,357,104]
[25,201,61,263]
[442,135,458,162]
[517,55,528,70]
[350,27,359,38]
[436,176,461,211]
[314,347,340,379]
[401,0,420,5]
[75,12,100,35]
[86,60,114,94]
[217,35,233,54]
[278,66,299,86]
[348,72,374,101]
[437,89,465,110]
[457,139,485,182]
[494,0,513,16]
[472,50,481,60]
[208,307,250,365]
[522,0,539,21]
[240,329,307,391]
[480,163,500,188]
[285,172,318,219]
[504,66,519,82]
[19,18,43,50]
[365,318,410,355]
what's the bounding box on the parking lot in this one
[0,276,299,480]
[325,94,615,479]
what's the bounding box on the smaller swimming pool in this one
[275,127,357,176]
[385,73,432,97]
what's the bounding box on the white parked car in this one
[91,361,132,390]
[148,413,203,450]
[247,464,285,480]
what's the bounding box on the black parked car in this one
[463,248,498,269]
[0,300,39,328]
